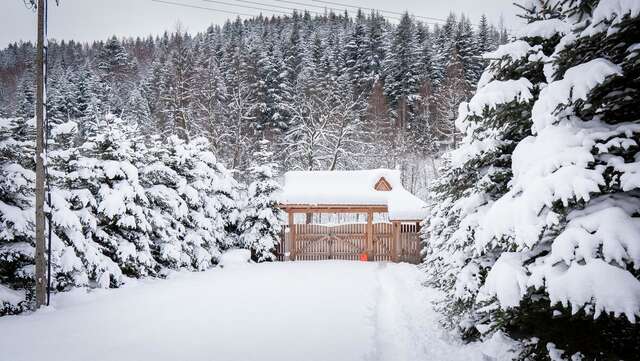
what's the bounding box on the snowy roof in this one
[279,169,428,221]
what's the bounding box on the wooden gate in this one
[277,223,422,264]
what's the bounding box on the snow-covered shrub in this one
[49,120,122,289]
[48,121,91,290]
[141,134,240,270]
[0,117,35,314]
[140,137,191,269]
[239,140,285,262]
[154,136,238,270]
[76,114,157,278]
[425,0,640,358]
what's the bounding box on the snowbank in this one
[0,261,491,361]
[219,249,251,268]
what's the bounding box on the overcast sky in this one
[1,0,523,48]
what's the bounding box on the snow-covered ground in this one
[0,261,499,361]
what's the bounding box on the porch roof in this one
[278,169,428,221]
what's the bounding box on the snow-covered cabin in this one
[278,169,427,263]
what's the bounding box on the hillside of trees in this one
[0,10,506,196]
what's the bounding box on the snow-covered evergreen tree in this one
[0,117,35,314]
[424,0,567,340]
[344,10,370,97]
[382,12,421,128]
[15,72,35,119]
[454,15,482,88]
[48,120,122,290]
[126,87,151,131]
[161,30,196,141]
[71,65,97,121]
[239,140,284,262]
[474,1,640,358]
[47,64,78,124]
[77,114,156,277]
[160,135,239,269]
[96,36,134,114]
[140,136,191,269]
[432,49,468,150]
[193,36,227,150]
[476,14,496,75]
[255,42,282,134]
[425,0,640,358]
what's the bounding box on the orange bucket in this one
[359,252,368,262]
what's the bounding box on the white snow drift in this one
[0,261,509,361]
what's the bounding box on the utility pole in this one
[34,0,47,308]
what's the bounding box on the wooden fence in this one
[277,223,422,264]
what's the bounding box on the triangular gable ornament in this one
[374,177,392,191]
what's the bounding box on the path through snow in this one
[0,261,491,361]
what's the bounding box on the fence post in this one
[366,210,373,260]
[392,221,400,262]
[289,212,296,261]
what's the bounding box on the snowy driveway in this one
[0,261,484,361]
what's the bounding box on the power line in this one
[275,0,335,10]
[274,0,400,20]
[233,0,323,16]
[242,0,368,18]
[154,0,508,30]
[151,0,258,17]
[201,0,290,15]
[152,0,365,22]
[204,0,369,20]
[217,0,401,22]
[277,0,456,24]
[312,0,444,22]
[274,0,353,16]
[311,0,502,28]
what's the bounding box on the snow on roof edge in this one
[278,169,428,221]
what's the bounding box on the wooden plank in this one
[289,212,296,261]
[366,210,373,260]
[414,229,422,264]
[392,221,399,262]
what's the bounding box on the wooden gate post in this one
[366,210,373,260]
[392,221,400,262]
[289,212,296,261]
